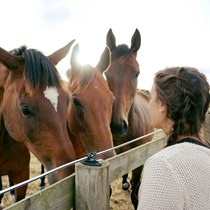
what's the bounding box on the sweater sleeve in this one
[137,155,184,210]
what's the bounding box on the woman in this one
[137,67,210,210]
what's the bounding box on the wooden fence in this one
[4,113,210,210]
[4,135,166,210]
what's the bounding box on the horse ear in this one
[130,29,141,53]
[48,39,75,65]
[96,47,110,73]
[0,47,24,70]
[106,28,116,52]
[70,44,80,71]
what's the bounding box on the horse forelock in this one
[10,45,27,56]
[69,68,97,94]
[11,47,61,90]
[111,44,130,60]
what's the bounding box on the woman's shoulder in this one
[148,142,210,164]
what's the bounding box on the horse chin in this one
[112,131,127,139]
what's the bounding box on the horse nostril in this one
[121,120,128,134]
[110,119,128,137]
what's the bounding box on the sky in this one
[1,0,210,90]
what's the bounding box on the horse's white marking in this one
[44,87,59,112]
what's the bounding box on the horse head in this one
[66,44,115,160]
[105,29,141,137]
[0,41,76,184]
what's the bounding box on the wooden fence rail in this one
[4,135,167,210]
[4,113,210,210]
[75,135,167,210]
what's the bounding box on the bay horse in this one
[104,29,154,209]
[66,44,116,160]
[0,40,76,189]
[0,129,30,208]
[0,62,43,206]
[0,62,30,207]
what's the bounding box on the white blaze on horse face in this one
[44,87,59,112]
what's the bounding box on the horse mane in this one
[10,46,62,89]
[67,65,97,94]
[111,44,130,60]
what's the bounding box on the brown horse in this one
[104,29,154,209]
[0,128,30,207]
[0,41,76,189]
[0,62,30,206]
[66,44,115,160]
[30,44,116,197]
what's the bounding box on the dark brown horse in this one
[66,44,115,160]
[0,40,76,192]
[104,29,154,209]
[0,128,30,207]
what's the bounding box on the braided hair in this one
[154,67,210,146]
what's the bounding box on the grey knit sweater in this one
[137,142,210,210]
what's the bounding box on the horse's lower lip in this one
[112,132,126,139]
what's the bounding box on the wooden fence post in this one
[75,160,110,210]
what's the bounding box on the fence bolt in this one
[81,152,102,166]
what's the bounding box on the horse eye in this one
[19,105,34,117]
[135,71,140,78]
[72,97,84,120]
[72,97,82,107]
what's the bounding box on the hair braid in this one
[154,67,209,147]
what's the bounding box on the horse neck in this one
[128,92,151,131]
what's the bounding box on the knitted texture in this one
[137,143,210,210]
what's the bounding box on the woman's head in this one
[150,67,210,145]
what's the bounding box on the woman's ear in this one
[159,101,167,113]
